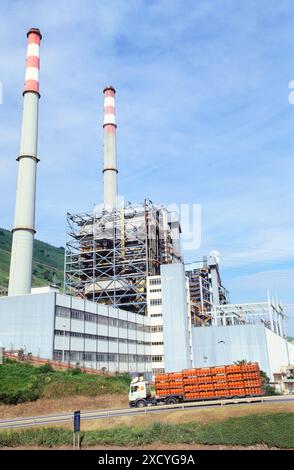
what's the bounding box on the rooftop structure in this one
[185,254,230,326]
[209,297,286,338]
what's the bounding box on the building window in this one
[56,308,150,334]
[150,299,162,306]
[128,321,136,330]
[85,312,96,323]
[119,319,128,329]
[109,317,118,327]
[150,288,161,293]
[53,350,151,364]
[151,325,163,332]
[54,330,150,346]
[152,356,163,362]
[71,309,84,320]
[84,352,95,361]
[152,368,165,374]
[97,353,107,362]
[108,354,118,362]
[55,306,70,318]
[150,313,162,318]
[149,278,161,286]
[151,341,164,345]
[97,315,109,325]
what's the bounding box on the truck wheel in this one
[136,399,147,408]
[166,397,178,405]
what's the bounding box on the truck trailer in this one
[129,363,264,407]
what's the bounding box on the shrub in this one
[67,367,82,375]
[37,363,54,374]
[0,360,130,404]
[0,389,39,405]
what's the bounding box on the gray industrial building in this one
[0,291,152,375]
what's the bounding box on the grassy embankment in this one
[0,359,130,405]
[0,227,64,287]
[0,413,293,448]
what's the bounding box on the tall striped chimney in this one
[103,86,117,211]
[8,28,42,296]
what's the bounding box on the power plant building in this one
[1,28,294,384]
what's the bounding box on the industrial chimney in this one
[103,86,118,211]
[8,28,42,296]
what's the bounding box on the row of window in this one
[149,278,161,286]
[55,329,150,346]
[149,288,161,293]
[150,313,162,318]
[151,325,163,332]
[152,368,165,374]
[151,341,164,346]
[150,299,162,306]
[56,306,149,332]
[152,355,164,362]
[53,350,151,363]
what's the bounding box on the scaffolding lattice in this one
[187,267,213,326]
[65,199,174,315]
[210,300,286,337]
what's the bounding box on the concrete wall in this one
[0,292,56,358]
[192,324,294,379]
[161,263,192,372]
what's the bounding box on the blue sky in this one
[0,0,294,333]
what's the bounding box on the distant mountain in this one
[0,228,64,288]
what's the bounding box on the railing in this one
[3,352,113,376]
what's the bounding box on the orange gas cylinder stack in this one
[155,363,263,401]
[155,371,184,396]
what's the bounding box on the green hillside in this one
[0,227,64,288]
[0,358,130,405]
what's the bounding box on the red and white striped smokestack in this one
[103,86,117,210]
[8,28,42,296]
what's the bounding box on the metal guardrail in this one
[0,394,293,430]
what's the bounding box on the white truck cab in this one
[129,376,152,407]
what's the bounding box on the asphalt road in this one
[0,395,293,430]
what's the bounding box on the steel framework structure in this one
[188,267,213,326]
[65,199,174,315]
[185,258,230,327]
[210,298,286,337]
